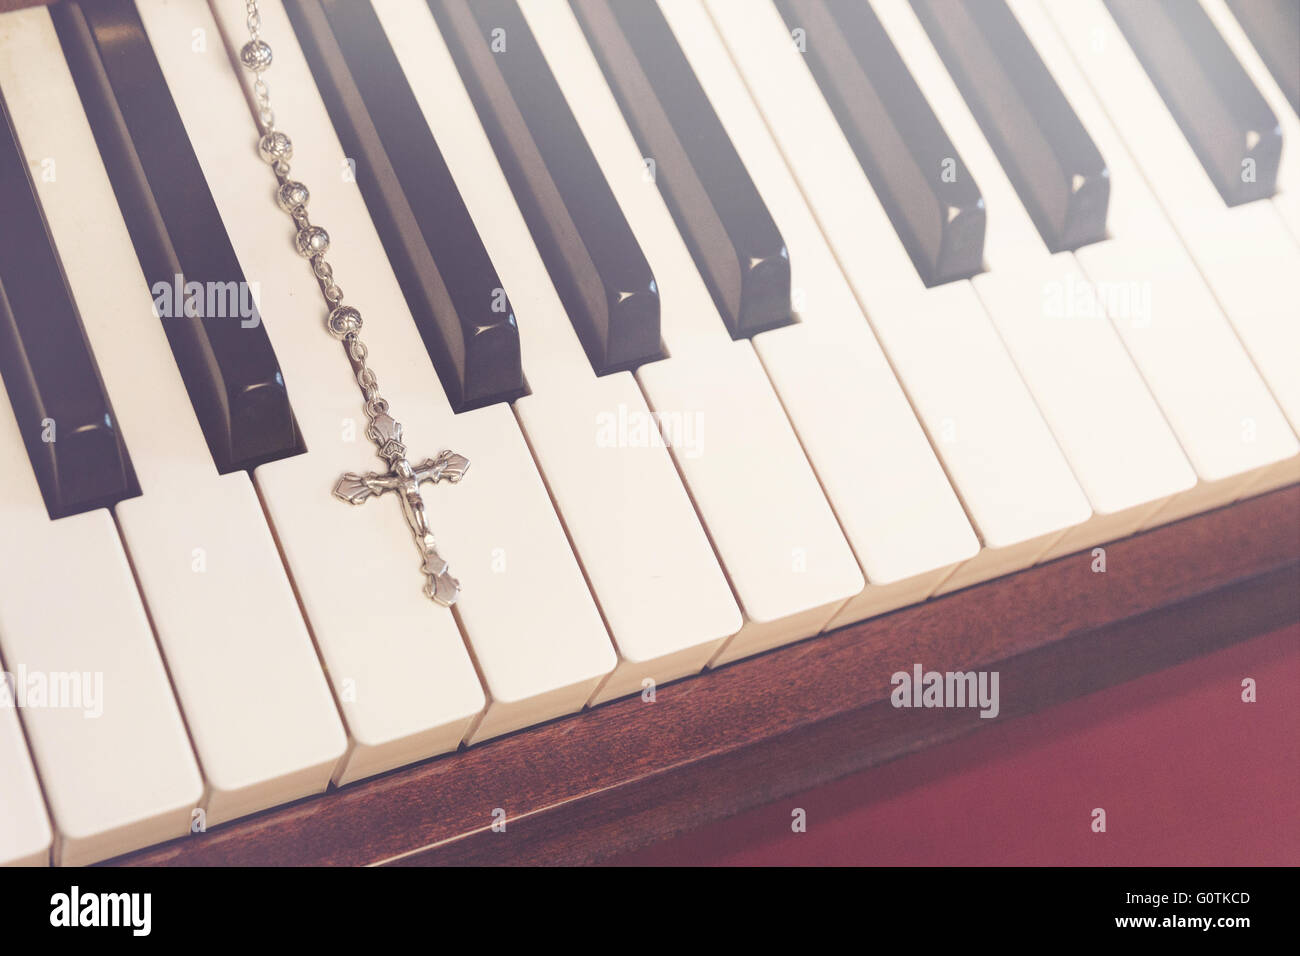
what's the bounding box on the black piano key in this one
[1227,0,1300,119]
[0,96,139,519]
[285,0,525,412]
[1105,0,1282,206]
[427,0,663,375]
[774,0,985,287]
[51,0,304,472]
[571,0,792,339]
[910,0,1110,253]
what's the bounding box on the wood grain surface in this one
[111,484,1300,866]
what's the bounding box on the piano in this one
[0,0,1295,867]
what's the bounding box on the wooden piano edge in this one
[109,484,1299,866]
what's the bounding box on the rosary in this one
[236,0,468,606]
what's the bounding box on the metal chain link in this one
[244,1,276,130]
[310,255,345,304]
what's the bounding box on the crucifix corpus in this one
[333,410,469,606]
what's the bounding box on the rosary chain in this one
[239,0,388,443]
[235,1,466,607]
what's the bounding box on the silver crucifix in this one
[333,411,469,606]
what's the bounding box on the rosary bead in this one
[295,226,331,257]
[276,180,310,212]
[240,40,273,72]
[327,305,363,340]
[258,131,293,164]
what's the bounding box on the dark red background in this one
[613,622,1299,866]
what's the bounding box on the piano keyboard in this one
[0,0,1296,866]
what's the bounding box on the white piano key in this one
[872,0,1195,560]
[1203,0,1300,243]
[640,345,868,663]
[0,678,51,867]
[433,405,617,742]
[1026,0,1300,508]
[0,135,201,878]
[177,0,614,760]
[515,377,746,700]
[0,469,198,868]
[369,0,741,705]
[519,0,865,663]
[707,0,1090,594]
[2,11,348,824]
[658,0,977,630]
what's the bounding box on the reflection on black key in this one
[1105,0,1282,206]
[52,0,303,472]
[911,0,1109,253]
[571,0,792,338]
[0,96,138,519]
[775,0,985,286]
[1227,0,1300,118]
[427,0,663,375]
[286,0,525,412]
